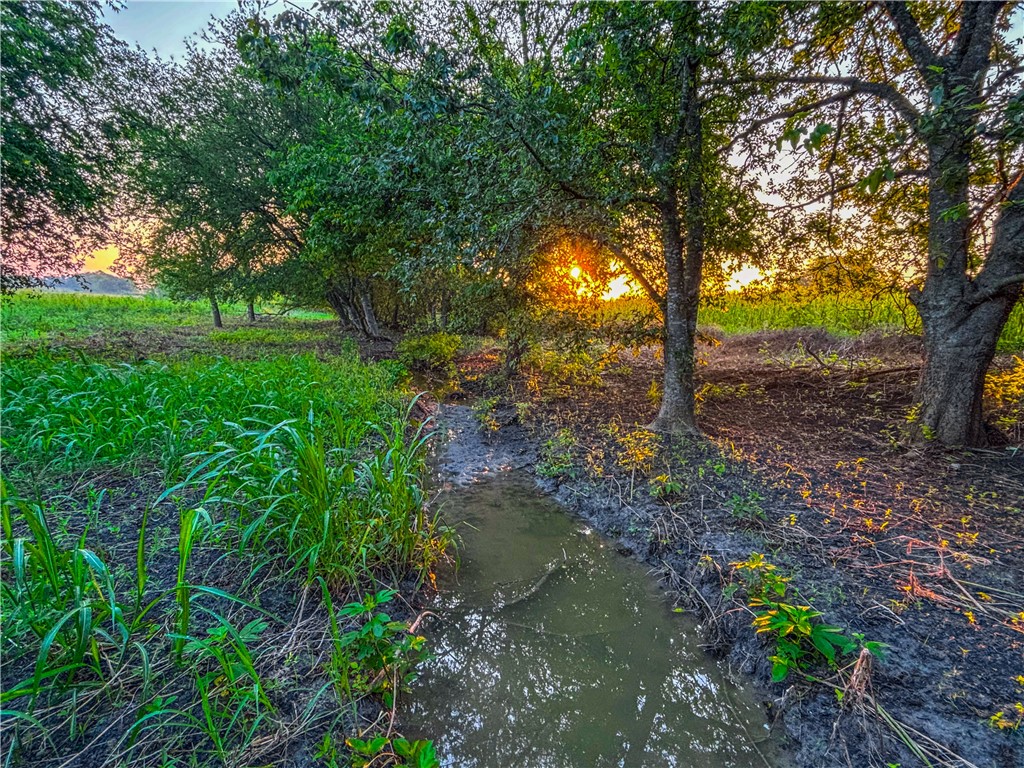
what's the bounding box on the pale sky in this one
[103,1,235,60]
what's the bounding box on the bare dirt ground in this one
[451,329,1024,768]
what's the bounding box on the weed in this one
[330,589,426,706]
[728,491,766,521]
[346,735,440,768]
[472,396,501,432]
[649,474,684,499]
[537,429,578,479]
[731,553,884,681]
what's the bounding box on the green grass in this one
[698,290,1024,352]
[1,349,406,478]
[0,292,240,344]
[599,290,1023,352]
[0,291,336,347]
[210,326,336,347]
[0,294,444,768]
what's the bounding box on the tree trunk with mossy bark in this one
[888,0,1024,446]
[910,181,1024,446]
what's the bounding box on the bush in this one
[395,333,462,374]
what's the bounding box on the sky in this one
[103,1,236,60]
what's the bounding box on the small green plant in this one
[537,429,577,479]
[330,589,427,706]
[179,616,275,760]
[751,601,855,682]
[395,332,462,376]
[731,552,790,598]
[649,473,683,499]
[732,553,884,681]
[514,400,532,425]
[728,491,766,521]
[988,703,1024,731]
[472,396,501,431]
[346,735,440,768]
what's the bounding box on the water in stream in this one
[403,472,783,767]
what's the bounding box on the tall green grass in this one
[173,398,449,588]
[1,348,406,477]
[1,338,445,766]
[602,290,1024,352]
[698,291,1024,352]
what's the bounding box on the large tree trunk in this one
[879,2,1022,447]
[651,213,699,436]
[912,299,1014,446]
[651,56,703,437]
[246,301,256,322]
[358,286,384,339]
[912,181,1024,446]
[325,278,387,340]
[209,292,223,329]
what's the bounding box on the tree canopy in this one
[2,0,1021,446]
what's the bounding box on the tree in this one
[1,0,132,290]
[123,15,304,325]
[765,2,1023,446]
[143,225,234,328]
[447,1,777,434]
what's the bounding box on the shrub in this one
[395,333,462,375]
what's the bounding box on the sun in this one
[566,261,639,301]
[601,275,634,301]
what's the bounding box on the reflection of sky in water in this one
[403,474,782,767]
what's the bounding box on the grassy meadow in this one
[699,289,1024,351]
[1,293,448,768]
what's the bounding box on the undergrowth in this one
[1,343,446,767]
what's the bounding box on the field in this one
[700,290,1024,352]
[1,294,449,768]
[3,292,1023,768]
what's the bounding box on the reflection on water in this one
[403,473,781,767]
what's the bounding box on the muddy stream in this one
[402,406,786,767]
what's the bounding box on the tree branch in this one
[880,1,939,77]
[711,75,922,132]
[725,90,857,154]
[605,241,664,308]
[971,273,1024,305]
[771,168,927,211]
[518,133,597,202]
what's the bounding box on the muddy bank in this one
[427,400,1022,768]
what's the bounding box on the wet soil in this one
[443,330,1024,768]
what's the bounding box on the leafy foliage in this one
[0,0,132,289]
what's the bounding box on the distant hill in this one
[46,271,140,296]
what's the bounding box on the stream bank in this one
[413,397,1022,768]
[403,405,790,767]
